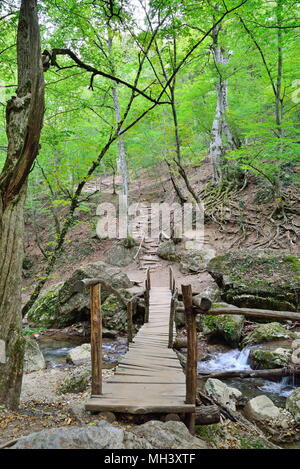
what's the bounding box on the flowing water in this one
[198,347,297,407]
[39,337,128,368]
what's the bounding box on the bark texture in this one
[0,0,44,408]
[209,25,236,183]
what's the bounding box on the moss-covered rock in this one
[27,283,70,328]
[203,313,244,347]
[105,239,138,267]
[156,241,181,262]
[207,249,300,311]
[249,347,292,369]
[27,261,132,328]
[286,388,300,424]
[56,367,90,394]
[102,295,127,332]
[196,423,270,449]
[242,322,292,348]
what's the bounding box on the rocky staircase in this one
[130,203,161,271]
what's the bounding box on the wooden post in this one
[144,287,149,323]
[168,290,176,348]
[147,267,151,290]
[169,266,172,291]
[90,283,102,396]
[181,284,196,434]
[127,300,133,343]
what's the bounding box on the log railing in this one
[180,283,300,432]
[73,273,150,397]
[144,267,151,323]
[168,267,177,348]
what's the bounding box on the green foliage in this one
[22,328,45,336]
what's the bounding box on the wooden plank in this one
[85,399,195,414]
[85,282,189,417]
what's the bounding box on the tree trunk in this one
[107,33,129,235]
[209,25,236,183]
[0,0,44,409]
[0,189,27,408]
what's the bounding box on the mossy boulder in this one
[102,295,128,332]
[56,367,90,394]
[202,303,244,347]
[196,423,269,449]
[156,241,181,262]
[27,262,132,328]
[207,249,300,311]
[105,239,138,267]
[286,388,300,424]
[26,283,72,329]
[249,347,292,369]
[242,322,292,348]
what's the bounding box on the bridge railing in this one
[168,267,177,348]
[180,283,300,432]
[73,272,150,397]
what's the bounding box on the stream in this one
[39,336,128,368]
[198,347,297,407]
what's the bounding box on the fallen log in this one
[198,367,300,380]
[195,405,220,425]
[198,307,300,322]
[173,337,187,350]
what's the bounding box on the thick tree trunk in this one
[0,189,27,408]
[0,0,44,409]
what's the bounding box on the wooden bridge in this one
[73,266,300,433]
[75,269,196,425]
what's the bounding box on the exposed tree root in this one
[199,181,299,250]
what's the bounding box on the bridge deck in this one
[85,286,194,414]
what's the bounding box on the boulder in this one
[157,241,215,273]
[23,338,46,374]
[56,367,90,394]
[202,305,244,347]
[245,395,295,429]
[106,240,138,267]
[11,420,209,449]
[102,295,127,332]
[286,388,300,424]
[27,262,132,328]
[204,378,242,411]
[66,343,91,365]
[291,339,300,365]
[249,347,292,369]
[179,249,213,274]
[242,322,292,348]
[193,285,221,306]
[207,249,300,311]
[156,241,181,262]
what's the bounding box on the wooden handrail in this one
[180,281,300,434]
[181,284,197,433]
[73,274,150,396]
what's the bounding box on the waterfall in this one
[198,347,252,373]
